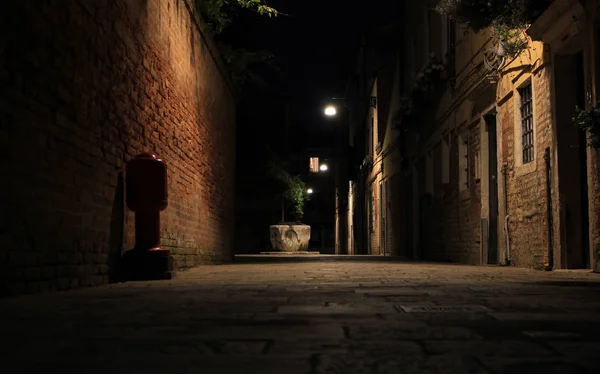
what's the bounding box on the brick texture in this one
[588,149,600,272]
[0,0,236,296]
[498,68,553,269]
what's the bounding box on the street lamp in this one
[319,164,328,172]
[307,188,314,194]
[324,105,337,116]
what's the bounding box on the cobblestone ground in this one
[2,258,600,374]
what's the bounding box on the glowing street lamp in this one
[319,164,328,172]
[307,188,314,194]
[324,105,337,116]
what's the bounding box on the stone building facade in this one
[0,0,236,296]
[345,25,405,257]
[348,0,600,272]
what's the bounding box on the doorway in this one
[411,167,420,260]
[485,113,499,264]
[555,50,590,269]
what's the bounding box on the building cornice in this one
[527,0,586,47]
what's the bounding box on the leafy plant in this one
[194,0,279,89]
[435,0,551,59]
[216,43,275,88]
[268,161,310,220]
[195,0,278,35]
[573,105,600,149]
[282,174,310,219]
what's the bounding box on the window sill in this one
[515,159,537,177]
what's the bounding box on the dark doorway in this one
[555,50,590,269]
[485,113,499,264]
[418,194,432,260]
[404,170,414,259]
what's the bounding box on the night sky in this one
[230,0,400,249]
[226,0,401,142]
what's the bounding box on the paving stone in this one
[203,339,272,354]
[422,340,554,358]
[489,312,594,321]
[397,304,491,313]
[481,358,597,374]
[354,288,440,296]
[522,330,583,339]
[1,260,600,374]
[346,325,482,340]
[312,353,491,374]
[277,303,396,315]
[545,341,600,358]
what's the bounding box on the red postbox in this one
[123,152,173,280]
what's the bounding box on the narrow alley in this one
[2,258,599,374]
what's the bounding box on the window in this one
[309,157,319,173]
[441,137,450,184]
[474,151,481,181]
[519,83,534,164]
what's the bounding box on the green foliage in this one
[573,106,600,149]
[490,22,529,59]
[435,0,539,32]
[216,43,275,88]
[435,0,551,58]
[268,161,310,219]
[195,0,278,34]
[195,0,279,89]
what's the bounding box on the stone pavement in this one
[1,258,600,374]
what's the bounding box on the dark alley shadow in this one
[108,172,125,283]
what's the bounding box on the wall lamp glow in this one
[307,188,314,194]
[319,164,328,171]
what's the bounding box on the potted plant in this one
[267,162,311,252]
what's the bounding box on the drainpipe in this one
[544,147,554,271]
[502,164,511,265]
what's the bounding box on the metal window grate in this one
[519,83,534,164]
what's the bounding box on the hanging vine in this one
[195,0,278,35]
[435,0,551,59]
[194,0,279,89]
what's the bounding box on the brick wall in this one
[368,174,382,255]
[0,0,236,296]
[589,150,600,272]
[497,69,552,269]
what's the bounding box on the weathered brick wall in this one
[368,173,382,255]
[497,68,552,269]
[0,0,236,296]
[589,150,600,272]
